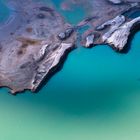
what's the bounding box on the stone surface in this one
[108,0,122,4]
[0,0,140,94]
[0,0,76,93]
[72,0,140,51]
[103,16,140,51]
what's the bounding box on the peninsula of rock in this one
[0,0,140,94]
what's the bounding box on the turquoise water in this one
[49,0,85,24]
[0,0,9,22]
[1,1,140,140]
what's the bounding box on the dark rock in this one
[65,28,74,37]
[58,28,74,40]
[39,6,53,12]
[37,13,46,19]
[58,32,66,40]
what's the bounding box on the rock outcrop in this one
[76,0,140,51]
[108,0,122,4]
[0,0,76,93]
[103,16,140,51]
[0,0,140,94]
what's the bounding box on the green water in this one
[1,1,140,140]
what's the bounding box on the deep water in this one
[0,1,140,140]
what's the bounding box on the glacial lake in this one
[0,0,140,140]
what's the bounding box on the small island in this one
[0,0,140,94]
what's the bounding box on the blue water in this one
[50,0,85,24]
[1,1,140,140]
[0,0,9,22]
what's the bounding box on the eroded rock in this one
[104,16,140,51]
[1,0,140,94]
[0,0,76,93]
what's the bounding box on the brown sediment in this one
[16,37,41,46]
[26,27,33,33]
[0,0,76,94]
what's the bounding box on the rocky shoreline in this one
[0,0,140,94]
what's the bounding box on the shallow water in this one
[0,1,140,140]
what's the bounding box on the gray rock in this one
[108,0,122,4]
[1,0,140,94]
[105,16,140,51]
[85,35,95,47]
[0,0,76,94]
[58,32,66,40]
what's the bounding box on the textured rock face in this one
[103,16,140,51]
[0,0,140,94]
[73,0,140,51]
[0,0,76,93]
[108,0,122,4]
